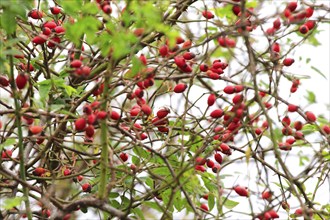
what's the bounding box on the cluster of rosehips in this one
[70,59,91,77]
[29,7,65,48]
[74,101,120,139]
[95,0,112,14]
[201,59,229,80]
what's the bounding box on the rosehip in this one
[202,10,214,19]
[322,125,330,134]
[214,153,222,164]
[206,159,214,168]
[233,185,249,197]
[120,152,129,162]
[32,34,48,45]
[75,118,87,131]
[200,204,209,211]
[207,94,216,106]
[210,109,224,118]
[29,125,43,134]
[85,125,95,138]
[70,60,82,68]
[305,111,316,122]
[283,58,295,66]
[288,104,298,112]
[141,104,152,116]
[16,74,28,89]
[50,7,61,15]
[173,83,187,93]
[82,183,92,192]
[299,25,309,34]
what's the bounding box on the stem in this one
[98,63,112,200]
[9,48,32,220]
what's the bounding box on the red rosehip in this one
[75,118,87,131]
[63,169,71,176]
[283,58,295,66]
[288,104,298,112]
[261,190,272,200]
[156,107,170,119]
[54,26,65,34]
[281,116,291,127]
[322,125,330,134]
[287,1,297,12]
[0,76,9,87]
[82,183,92,192]
[29,125,43,134]
[102,5,112,14]
[120,152,129,162]
[195,157,206,165]
[96,111,107,120]
[70,60,82,68]
[207,94,216,106]
[199,64,208,72]
[210,109,224,119]
[223,85,236,94]
[1,149,13,159]
[294,121,303,130]
[85,125,95,138]
[212,163,221,173]
[219,143,231,155]
[16,74,28,89]
[159,45,169,57]
[299,25,309,34]
[174,56,186,68]
[214,153,222,164]
[305,7,314,17]
[304,20,315,30]
[273,18,281,29]
[109,110,120,120]
[28,9,43,19]
[202,10,214,19]
[173,83,187,93]
[50,7,61,15]
[43,21,57,29]
[195,165,206,172]
[233,185,249,197]
[141,104,152,116]
[200,204,209,211]
[33,167,46,176]
[305,111,316,122]
[206,159,215,168]
[183,52,195,60]
[32,34,48,45]
[272,43,280,53]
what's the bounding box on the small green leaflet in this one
[222,197,239,209]
[311,66,327,79]
[304,90,316,104]
[1,197,26,210]
[0,139,16,151]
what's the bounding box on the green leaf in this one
[304,90,316,104]
[0,139,16,151]
[1,197,26,210]
[223,197,239,209]
[133,208,145,220]
[144,201,163,212]
[208,193,215,211]
[311,66,327,79]
[1,10,16,34]
[38,80,52,102]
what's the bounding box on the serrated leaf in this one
[208,193,215,211]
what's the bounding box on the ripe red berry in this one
[29,125,43,134]
[50,7,61,15]
[33,167,46,176]
[210,109,224,119]
[75,118,87,131]
[42,27,52,35]
[141,104,152,116]
[283,58,295,66]
[28,9,43,19]
[1,149,13,159]
[82,183,92,192]
[199,64,208,72]
[255,128,262,135]
[195,157,206,165]
[207,70,220,80]
[287,1,297,12]
[120,152,129,162]
[63,169,71,176]
[214,153,222,164]
[322,125,330,134]
[200,204,209,211]
[183,52,195,60]
[233,185,249,197]
[304,20,315,30]
[85,125,95,138]
[16,74,28,89]
[130,107,141,117]
[43,21,57,29]
[288,104,298,112]
[272,42,280,53]
[159,45,169,57]
[173,83,187,93]
[232,94,243,104]
[223,85,236,94]
[273,18,281,29]
[54,26,65,34]
[32,34,48,45]
[109,110,120,120]
[70,60,82,68]
[299,25,309,34]
[174,56,186,68]
[206,159,214,168]
[202,10,214,19]
[207,94,216,106]
[195,165,206,172]
[267,210,279,218]
[219,143,231,155]
[305,111,316,122]
[156,107,170,119]
[305,7,314,17]
[294,121,303,130]
[102,5,112,14]
[281,116,291,127]
[232,5,241,16]
[0,76,9,87]
[212,163,221,173]
[261,190,272,200]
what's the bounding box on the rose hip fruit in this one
[173,83,187,93]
